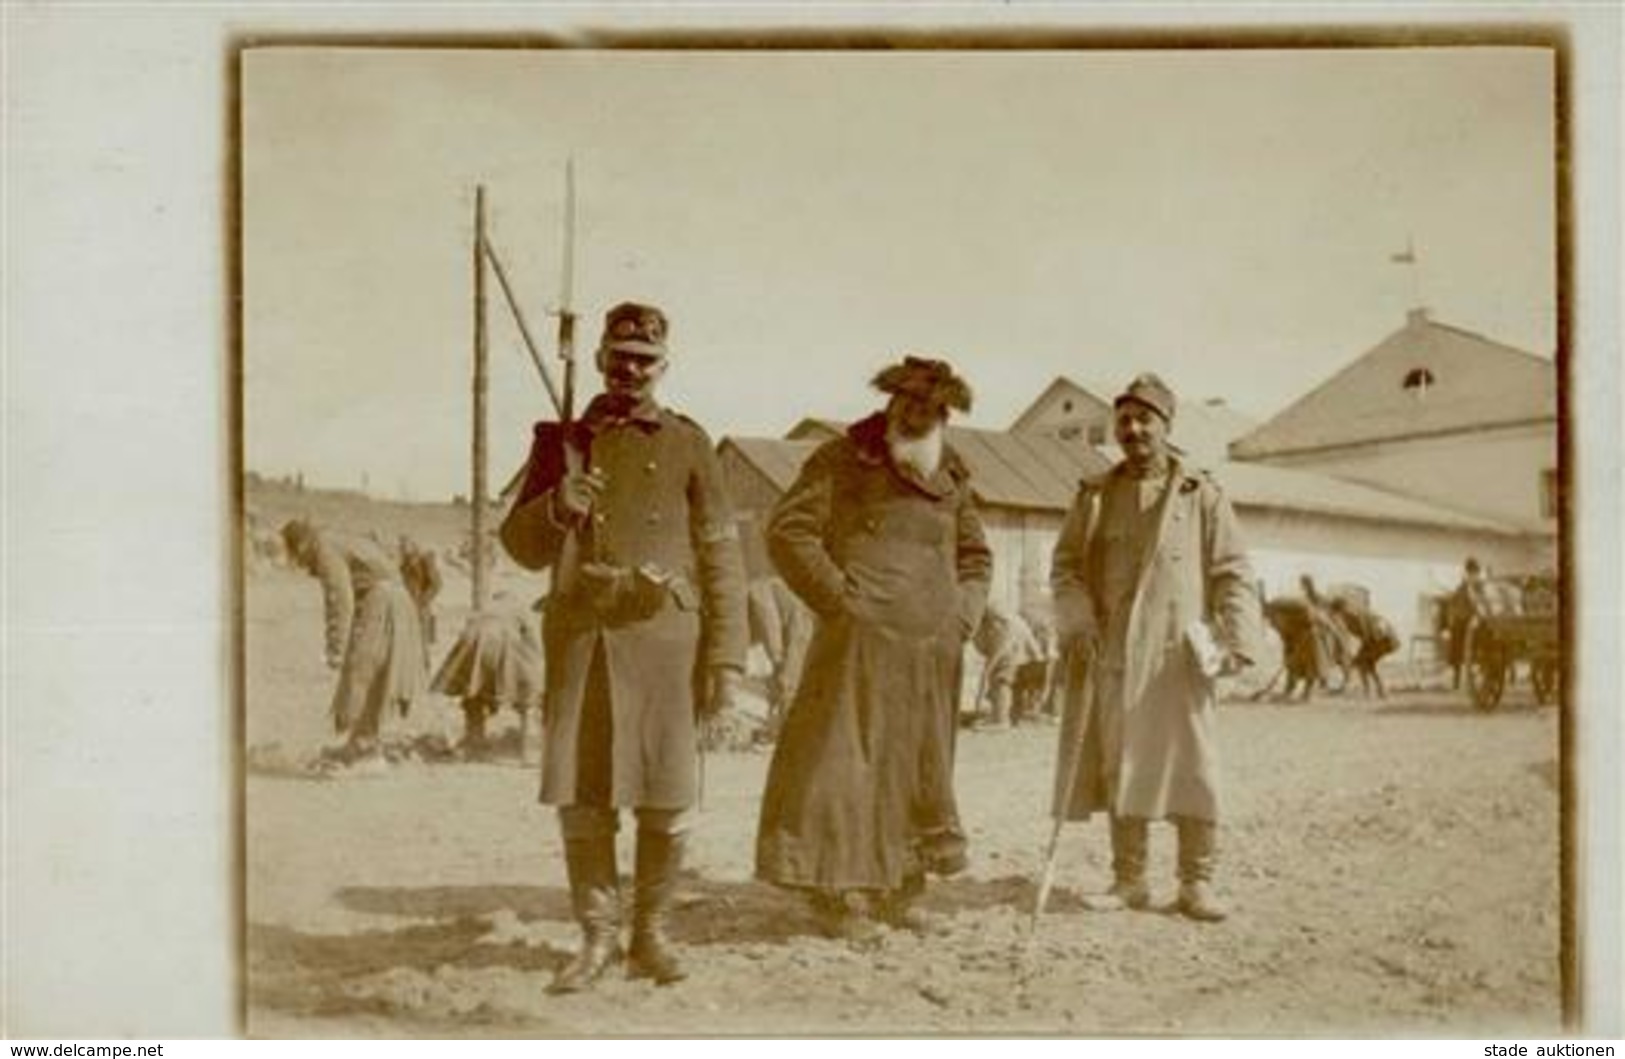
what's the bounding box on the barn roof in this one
[724,427,1109,511]
[1230,311,1557,460]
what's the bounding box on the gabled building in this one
[1009,375,1258,467]
[1229,309,1559,539]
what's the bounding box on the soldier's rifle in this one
[555,157,580,464]
[548,160,593,597]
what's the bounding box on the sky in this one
[242,46,1556,501]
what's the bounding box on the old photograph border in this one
[231,24,1582,1037]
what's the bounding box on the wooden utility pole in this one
[471,185,490,610]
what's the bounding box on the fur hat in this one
[871,355,973,413]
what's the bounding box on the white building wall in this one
[1255,423,1557,529]
[979,509,1064,619]
[960,502,1544,707]
[982,503,1542,647]
[1241,507,1547,645]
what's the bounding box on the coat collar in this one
[1108,455,1202,494]
[581,392,663,433]
[847,411,967,499]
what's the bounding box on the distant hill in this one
[244,473,500,556]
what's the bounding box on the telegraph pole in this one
[472,185,490,610]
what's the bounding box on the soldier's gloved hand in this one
[552,467,606,522]
[699,665,744,720]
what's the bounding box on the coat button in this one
[644,461,657,473]
[646,513,661,525]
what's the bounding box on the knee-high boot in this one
[1081,815,1150,912]
[1176,817,1227,923]
[548,835,623,994]
[627,830,687,984]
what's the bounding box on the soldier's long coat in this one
[756,414,991,891]
[1050,459,1261,823]
[500,393,747,810]
[294,530,427,739]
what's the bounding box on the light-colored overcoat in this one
[1050,459,1261,823]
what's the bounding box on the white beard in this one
[888,422,944,478]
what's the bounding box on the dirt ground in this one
[244,562,1562,1038]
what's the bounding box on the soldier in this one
[970,601,1044,730]
[1447,557,1489,690]
[1329,595,1401,700]
[1050,373,1262,922]
[280,518,427,764]
[430,589,545,757]
[499,301,748,992]
[745,574,815,736]
[756,356,991,941]
[398,535,443,656]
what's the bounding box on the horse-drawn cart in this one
[1461,573,1560,711]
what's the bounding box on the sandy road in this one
[246,655,1561,1038]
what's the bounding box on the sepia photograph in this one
[233,39,1576,1038]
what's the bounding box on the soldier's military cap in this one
[599,301,670,358]
[1113,372,1177,424]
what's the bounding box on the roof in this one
[725,426,1111,511]
[1216,460,1534,535]
[947,426,1113,509]
[785,418,846,442]
[722,430,1532,536]
[721,436,822,493]
[1231,312,1557,459]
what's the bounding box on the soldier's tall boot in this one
[1176,817,1228,923]
[548,835,623,994]
[1081,816,1150,912]
[626,830,687,985]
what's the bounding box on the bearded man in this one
[755,356,992,941]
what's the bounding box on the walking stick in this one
[697,720,708,811]
[1023,638,1095,971]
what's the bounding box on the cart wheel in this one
[1532,659,1558,706]
[1466,624,1505,711]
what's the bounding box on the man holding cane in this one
[1048,373,1262,922]
[501,301,748,989]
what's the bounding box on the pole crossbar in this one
[481,235,564,418]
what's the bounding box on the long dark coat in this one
[499,394,748,810]
[1050,459,1261,824]
[755,414,992,892]
[293,529,427,740]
